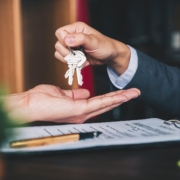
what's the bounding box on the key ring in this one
[68,47,76,55]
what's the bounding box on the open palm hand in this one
[5,85,140,123]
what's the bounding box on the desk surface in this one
[4,144,180,180]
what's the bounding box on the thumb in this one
[63,89,90,100]
[64,33,98,51]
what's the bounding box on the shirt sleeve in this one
[107,45,138,89]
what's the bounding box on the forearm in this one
[107,39,131,75]
[107,46,138,89]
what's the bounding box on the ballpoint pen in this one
[10,131,102,148]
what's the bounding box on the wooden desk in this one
[4,143,180,180]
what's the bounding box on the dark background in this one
[88,0,180,121]
[19,0,180,122]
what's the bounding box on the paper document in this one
[1,118,180,153]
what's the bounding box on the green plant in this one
[0,88,14,144]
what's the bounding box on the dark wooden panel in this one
[0,0,23,93]
[21,0,76,90]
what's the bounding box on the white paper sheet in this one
[1,118,180,153]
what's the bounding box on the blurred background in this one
[1,0,180,121]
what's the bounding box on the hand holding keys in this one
[64,47,86,86]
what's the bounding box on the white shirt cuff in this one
[107,45,138,89]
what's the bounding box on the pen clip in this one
[164,118,180,129]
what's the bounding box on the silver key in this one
[64,51,79,85]
[64,49,86,86]
[65,64,73,85]
[76,51,86,86]
[76,66,83,86]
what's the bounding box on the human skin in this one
[3,84,140,123]
[55,21,131,76]
[1,22,141,124]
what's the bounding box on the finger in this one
[55,27,70,47]
[89,90,125,101]
[54,51,67,63]
[55,22,90,48]
[121,88,140,100]
[83,88,141,120]
[55,22,90,40]
[89,88,139,101]
[63,89,90,100]
[75,88,140,115]
[58,103,121,124]
[63,33,99,52]
[55,41,69,57]
[81,103,121,123]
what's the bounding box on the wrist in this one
[108,40,130,75]
[3,92,29,123]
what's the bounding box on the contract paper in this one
[1,118,180,153]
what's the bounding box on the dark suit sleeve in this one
[124,49,180,118]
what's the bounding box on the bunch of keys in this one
[64,47,86,86]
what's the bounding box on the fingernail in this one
[65,36,74,44]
